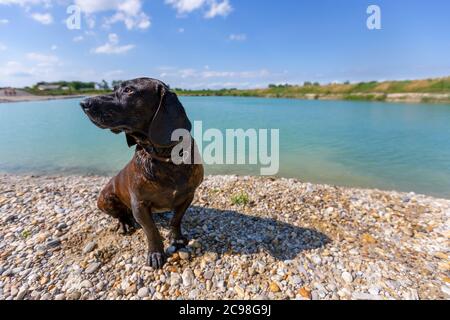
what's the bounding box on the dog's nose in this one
[80,99,92,111]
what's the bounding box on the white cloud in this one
[103,11,150,30]
[166,0,232,18]
[0,61,31,79]
[229,33,246,41]
[165,0,206,14]
[205,0,232,18]
[156,66,284,89]
[0,59,62,87]
[0,51,65,86]
[92,33,135,55]
[73,35,84,42]
[1,0,229,30]
[30,12,53,24]
[85,15,96,29]
[73,0,117,14]
[118,0,141,15]
[0,0,51,6]
[159,67,271,80]
[0,53,127,87]
[0,1,53,27]
[26,52,59,66]
[75,0,151,30]
[50,44,57,50]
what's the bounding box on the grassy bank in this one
[174,77,450,103]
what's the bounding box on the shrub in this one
[231,193,250,206]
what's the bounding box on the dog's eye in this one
[123,87,134,94]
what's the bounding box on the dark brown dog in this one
[80,78,204,269]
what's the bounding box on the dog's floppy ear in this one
[149,88,192,147]
[126,134,137,148]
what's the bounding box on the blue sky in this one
[0,0,449,88]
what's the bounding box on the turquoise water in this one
[1,97,450,198]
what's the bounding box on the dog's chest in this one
[132,149,203,212]
[147,187,183,213]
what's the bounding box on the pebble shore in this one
[0,174,449,300]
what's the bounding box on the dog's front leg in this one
[169,195,194,249]
[131,198,166,269]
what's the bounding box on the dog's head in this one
[80,77,191,148]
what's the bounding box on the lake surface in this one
[1,97,450,198]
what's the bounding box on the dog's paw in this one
[116,217,140,235]
[115,221,127,235]
[169,236,189,250]
[147,251,166,269]
[115,222,132,235]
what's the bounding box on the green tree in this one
[100,79,110,90]
[111,80,123,89]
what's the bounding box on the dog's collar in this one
[142,145,174,163]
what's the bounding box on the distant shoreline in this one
[2,75,450,104]
[0,91,450,104]
[1,92,450,104]
[174,76,450,104]
[0,94,88,104]
[181,92,450,104]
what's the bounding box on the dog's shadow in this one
[155,206,330,261]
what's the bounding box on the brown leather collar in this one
[142,145,174,163]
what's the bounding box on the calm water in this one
[1,97,449,198]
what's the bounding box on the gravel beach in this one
[0,174,449,300]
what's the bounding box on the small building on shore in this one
[37,84,63,91]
